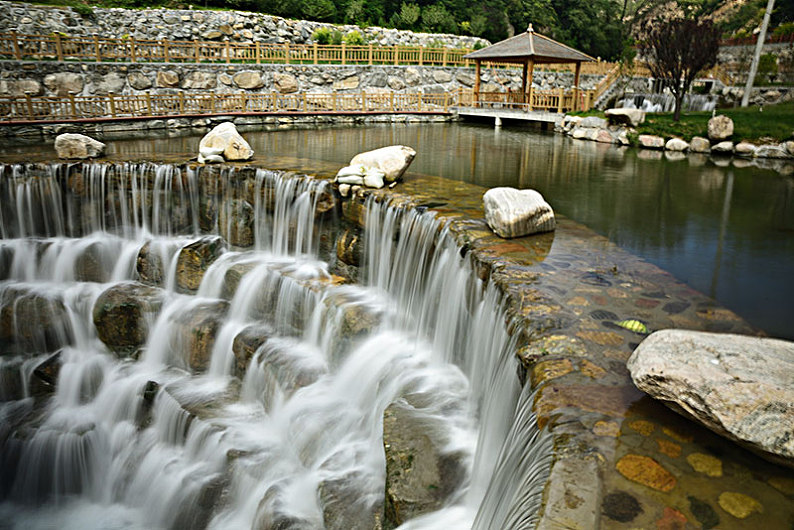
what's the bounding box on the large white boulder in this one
[198,122,253,161]
[628,330,794,468]
[483,187,555,238]
[689,136,711,153]
[54,133,105,159]
[349,145,416,183]
[334,164,386,188]
[664,138,689,152]
[605,108,645,127]
[708,115,734,141]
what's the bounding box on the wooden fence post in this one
[417,93,422,112]
[302,92,307,112]
[163,39,170,63]
[418,47,423,66]
[393,45,398,66]
[528,85,534,111]
[225,41,230,64]
[179,91,185,114]
[313,43,318,64]
[256,41,261,64]
[271,92,276,111]
[442,48,447,67]
[145,91,152,116]
[24,93,34,120]
[130,37,136,63]
[194,40,200,63]
[68,92,77,119]
[108,92,116,117]
[93,35,101,62]
[341,42,346,65]
[368,44,373,66]
[443,92,448,112]
[332,92,336,112]
[241,92,248,112]
[211,92,216,113]
[54,33,64,62]
[11,31,22,60]
[557,87,563,113]
[361,91,367,112]
[390,91,394,112]
[284,42,289,64]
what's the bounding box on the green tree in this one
[390,2,421,29]
[421,4,457,33]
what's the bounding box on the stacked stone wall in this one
[0,1,488,49]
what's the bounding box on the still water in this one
[3,122,793,339]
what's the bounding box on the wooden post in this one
[341,42,346,65]
[417,92,422,112]
[302,92,307,112]
[145,91,152,116]
[108,92,116,117]
[68,92,77,119]
[528,85,534,111]
[24,93,34,120]
[225,41,231,64]
[442,48,447,67]
[362,91,367,112]
[284,42,289,64]
[179,91,185,114]
[11,31,21,60]
[418,47,423,66]
[368,44,373,66]
[256,42,261,64]
[393,45,398,66]
[130,37,136,63]
[443,92,448,112]
[313,43,318,64]
[332,92,337,112]
[573,61,581,112]
[164,39,170,63]
[194,40,200,63]
[521,62,528,105]
[94,35,101,62]
[390,91,394,112]
[241,92,248,112]
[474,60,481,107]
[271,92,276,111]
[53,33,65,62]
[557,87,563,113]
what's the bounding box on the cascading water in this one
[0,161,550,529]
[618,93,717,113]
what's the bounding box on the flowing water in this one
[0,162,550,528]
[617,93,717,113]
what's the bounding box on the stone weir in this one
[1,161,793,528]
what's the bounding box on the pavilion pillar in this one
[573,61,581,112]
[526,59,535,110]
[474,60,481,107]
[521,62,528,105]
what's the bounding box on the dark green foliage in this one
[755,53,778,84]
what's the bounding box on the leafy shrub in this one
[755,53,778,84]
[312,27,333,44]
[343,30,365,45]
[71,4,94,17]
[772,22,794,37]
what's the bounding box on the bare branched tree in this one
[641,17,720,121]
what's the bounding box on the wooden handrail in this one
[459,88,595,112]
[0,31,618,74]
[0,90,461,122]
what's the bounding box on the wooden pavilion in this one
[463,25,596,112]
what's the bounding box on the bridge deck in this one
[455,107,564,126]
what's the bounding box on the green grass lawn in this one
[573,102,794,144]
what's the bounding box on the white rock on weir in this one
[349,145,416,183]
[483,187,555,238]
[198,122,253,162]
[628,329,794,468]
[54,133,106,159]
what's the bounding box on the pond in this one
[5,122,790,339]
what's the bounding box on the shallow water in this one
[5,122,789,338]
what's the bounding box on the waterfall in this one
[618,93,717,113]
[0,162,550,529]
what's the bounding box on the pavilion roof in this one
[464,27,595,64]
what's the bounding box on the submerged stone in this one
[688,496,720,529]
[92,282,166,356]
[615,454,676,492]
[718,492,763,519]
[686,452,722,477]
[602,490,642,522]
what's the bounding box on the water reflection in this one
[1,123,792,339]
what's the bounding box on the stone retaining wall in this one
[0,1,488,49]
[0,60,604,99]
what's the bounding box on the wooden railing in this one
[457,88,594,112]
[0,31,617,74]
[0,90,458,122]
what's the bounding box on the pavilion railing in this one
[0,90,459,122]
[457,88,594,112]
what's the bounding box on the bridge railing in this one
[0,31,618,74]
[0,90,458,122]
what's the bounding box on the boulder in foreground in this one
[708,115,734,141]
[349,145,416,183]
[483,187,555,238]
[605,108,645,127]
[198,122,253,162]
[54,133,106,159]
[628,329,794,468]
